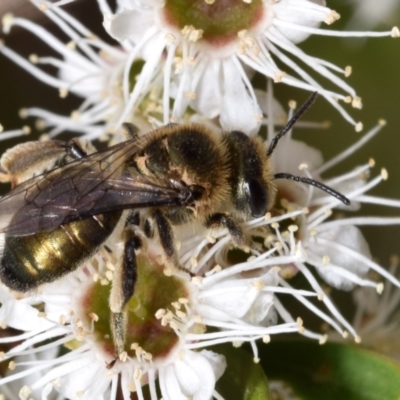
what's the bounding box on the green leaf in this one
[215,343,271,400]
[259,341,400,400]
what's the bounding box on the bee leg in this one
[121,123,140,140]
[64,138,97,160]
[153,209,176,261]
[152,210,188,269]
[65,139,88,159]
[108,229,141,364]
[152,210,195,276]
[205,213,245,246]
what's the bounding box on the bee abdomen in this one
[0,211,122,292]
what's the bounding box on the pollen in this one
[376,282,384,294]
[319,334,328,345]
[163,266,173,276]
[391,27,400,38]
[324,10,340,25]
[155,309,166,319]
[344,66,352,77]
[352,96,362,109]
[184,91,196,99]
[19,386,32,399]
[253,279,265,290]
[172,301,181,309]
[298,163,308,170]
[105,270,114,281]
[50,379,61,388]
[2,13,14,31]
[263,335,271,343]
[192,276,203,285]
[89,312,99,322]
[66,41,76,50]
[322,255,330,266]
[355,336,362,344]
[8,361,16,370]
[71,110,80,121]
[273,71,286,83]
[38,3,49,11]
[381,168,388,180]
[194,315,203,324]
[59,87,69,98]
[355,122,363,132]
[29,54,39,64]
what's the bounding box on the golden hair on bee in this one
[0,92,349,363]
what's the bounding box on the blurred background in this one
[0,0,399,264]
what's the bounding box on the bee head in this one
[225,131,274,218]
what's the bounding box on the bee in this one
[0,93,349,360]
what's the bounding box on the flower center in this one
[81,254,188,360]
[163,0,264,46]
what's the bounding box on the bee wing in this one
[0,139,186,236]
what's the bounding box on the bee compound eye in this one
[247,177,268,218]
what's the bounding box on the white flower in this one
[0,124,31,142]
[2,0,397,141]
[0,3,133,141]
[101,0,399,131]
[175,114,400,345]
[2,105,400,397]
[0,248,228,399]
[333,256,400,360]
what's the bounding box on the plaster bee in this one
[0,93,349,359]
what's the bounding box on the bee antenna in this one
[267,92,318,157]
[273,172,350,206]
